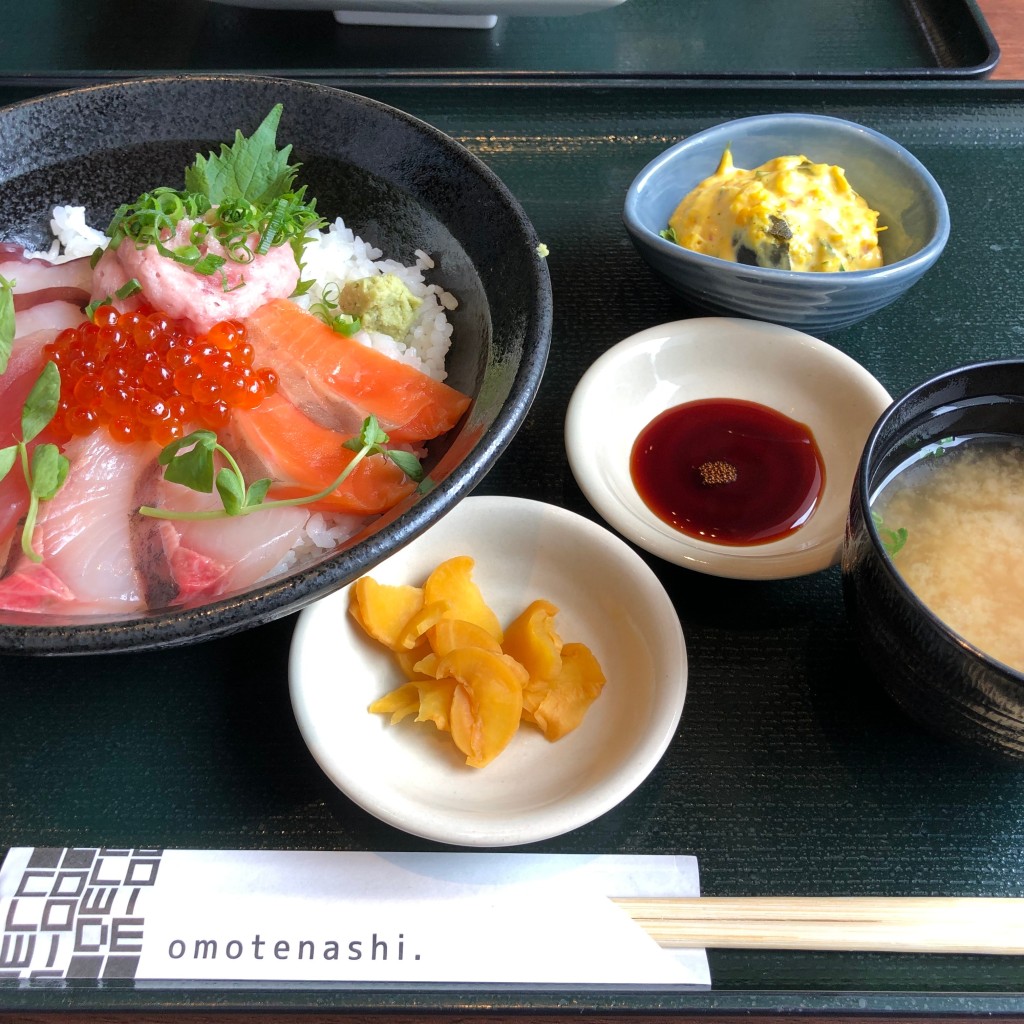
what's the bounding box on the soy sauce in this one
[630,398,825,546]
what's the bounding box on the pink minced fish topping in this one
[91,219,301,334]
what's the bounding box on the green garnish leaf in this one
[139,416,424,522]
[22,361,61,443]
[308,281,362,336]
[871,510,908,558]
[386,449,425,483]
[659,226,678,244]
[29,444,69,502]
[185,103,299,207]
[0,444,16,483]
[6,364,69,562]
[216,467,245,516]
[115,277,142,300]
[0,273,15,375]
[245,478,273,507]
[160,430,218,492]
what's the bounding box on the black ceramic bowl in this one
[0,76,551,655]
[843,360,1024,761]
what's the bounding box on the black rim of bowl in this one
[0,75,552,655]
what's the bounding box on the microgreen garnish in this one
[138,415,424,522]
[659,226,678,245]
[0,274,15,374]
[0,362,70,562]
[871,510,908,558]
[105,104,323,281]
[308,282,362,336]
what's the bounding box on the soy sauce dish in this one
[565,318,892,580]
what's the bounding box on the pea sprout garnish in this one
[0,274,15,374]
[138,415,427,522]
[0,362,70,562]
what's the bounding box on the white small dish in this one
[565,318,892,580]
[289,495,687,847]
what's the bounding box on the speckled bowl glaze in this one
[0,76,551,655]
[624,113,949,334]
[843,361,1024,761]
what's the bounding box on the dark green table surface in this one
[0,0,999,83]
[2,80,1024,1015]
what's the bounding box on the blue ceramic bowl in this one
[624,113,949,334]
[842,361,1024,761]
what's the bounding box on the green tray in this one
[0,0,999,82]
[2,80,1024,1015]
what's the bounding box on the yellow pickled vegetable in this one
[352,556,607,768]
[666,147,883,273]
[440,648,527,768]
[503,599,563,683]
[423,556,503,642]
[349,577,423,651]
[525,642,606,742]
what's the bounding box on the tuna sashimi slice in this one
[245,299,471,445]
[229,391,418,515]
[0,562,73,613]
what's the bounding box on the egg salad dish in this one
[664,148,884,273]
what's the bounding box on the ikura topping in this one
[42,306,279,447]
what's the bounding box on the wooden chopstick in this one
[612,897,1024,954]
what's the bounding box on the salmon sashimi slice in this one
[230,391,418,515]
[245,299,471,445]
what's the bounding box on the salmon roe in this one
[43,306,279,446]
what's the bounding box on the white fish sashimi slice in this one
[0,434,157,614]
[148,478,310,608]
[1,251,93,308]
[13,300,86,339]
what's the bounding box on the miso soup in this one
[871,437,1024,675]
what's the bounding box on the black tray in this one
[0,0,1000,83]
[2,80,1024,1016]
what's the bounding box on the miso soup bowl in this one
[624,113,950,335]
[842,360,1024,761]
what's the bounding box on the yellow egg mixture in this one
[666,148,884,273]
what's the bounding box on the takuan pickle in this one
[350,555,606,768]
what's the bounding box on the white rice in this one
[296,216,458,382]
[25,206,108,263]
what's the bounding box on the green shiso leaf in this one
[184,103,299,207]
